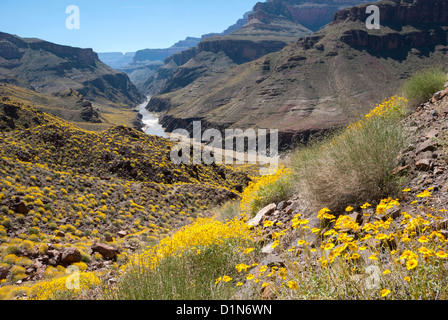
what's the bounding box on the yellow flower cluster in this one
[219,188,448,299]
[123,217,254,272]
[348,96,408,131]
[29,272,101,300]
[240,166,291,214]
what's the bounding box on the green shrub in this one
[402,67,447,106]
[48,222,58,230]
[2,254,18,265]
[16,256,33,267]
[4,245,21,255]
[28,227,40,235]
[2,218,12,229]
[19,240,34,254]
[240,167,293,216]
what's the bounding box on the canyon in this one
[145,0,448,150]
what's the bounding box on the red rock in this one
[415,140,438,154]
[0,267,8,280]
[60,247,82,266]
[415,159,432,171]
[91,243,119,260]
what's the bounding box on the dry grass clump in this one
[291,96,408,212]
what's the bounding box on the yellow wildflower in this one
[263,220,275,228]
[406,259,418,270]
[288,281,299,290]
[381,289,391,298]
[416,190,431,198]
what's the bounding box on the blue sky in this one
[0,0,260,53]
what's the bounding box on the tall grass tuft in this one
[402,67,447,106]
[291,96,408,212]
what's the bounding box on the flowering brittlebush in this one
[240,166,292,215]
[29,272,101,300]
[347,96,408,131]
[122,217,255,273]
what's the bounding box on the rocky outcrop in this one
[0,39,24,60]
[168,47,199,67]
[60,247,82,266]
[199,38,288,64]
[0,32,144,108]
[249,0,368,31]
[91,243,120,260]
[167,37,290,66]
[398,84,448,199]
[28,40,97,66]
[339,28,448,51]
[333,0,448,25]
[333,0,448,51]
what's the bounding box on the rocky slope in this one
[0,84,104,126]
[146,0,448,150]
[0,32,144,111]
[0,94,254,287]
[142,0,366,97]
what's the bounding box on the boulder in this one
[415,140,438,155]
[56,230,65,238]
[14,201,30,215]
[261,282,277,300]
[248,203,277,227]
[47,249,60,265]
[261,242,276,255]
[60,247,82,266]
[117,230,128,238]
[0,266,8,280]
[415,159,432,171]
[91,243,119,260]
[347,211,363,225]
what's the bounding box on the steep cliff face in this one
[334,0,448,52]
[333,0,448,24]
[0,32,144,108]
[197,38,288,64]
[249,0,366,31]
[339,28,448,51]
[146,0,448,151]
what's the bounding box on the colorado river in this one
[137,98,167,138]
[136,98,278,172]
